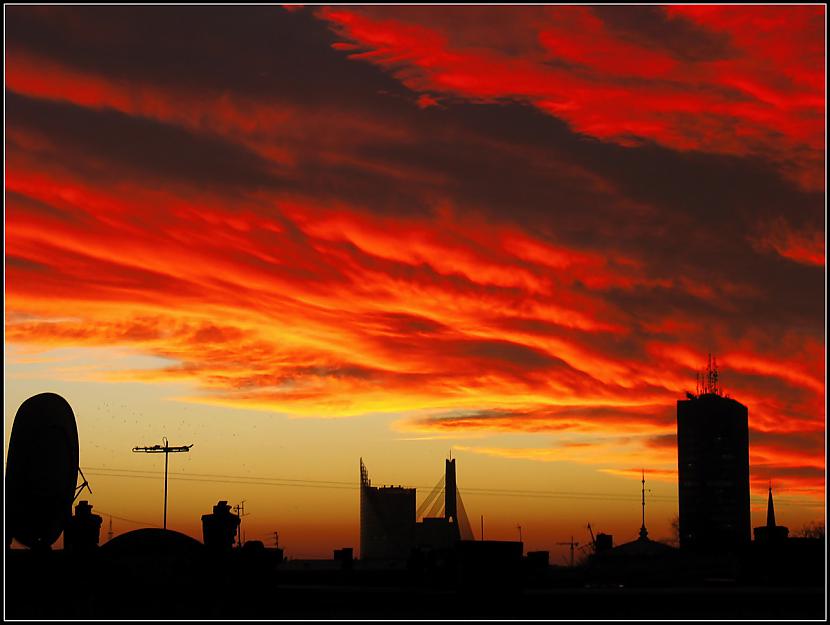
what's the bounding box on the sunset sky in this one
[4,5,825,560]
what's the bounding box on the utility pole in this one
[273,531,280,548]
[557,536,580,567]
[132,437,193,529]
[233,501,249,548]
[517,524,523,542]
[107,515,114,542]
[480,515,484,541]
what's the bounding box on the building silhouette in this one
[201,500,241,552]
[586,473,678,587]
[359,458,415,560]
[676,356,750,552]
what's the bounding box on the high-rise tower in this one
[359,458,416,560]
[677,356,750,552]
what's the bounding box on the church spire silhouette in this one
[753,482,789,544]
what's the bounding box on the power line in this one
[84,468,671,500]
[81,467,821,507]
[85,466,353,487]
[94,510,157,527]
[84,470,356,491]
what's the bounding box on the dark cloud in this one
[3,6,408,107]
[458,339,565,370]
[750,429,824,455]
[363,312,451,336]
[6,91,284,191]
[6,255,50,274]
[645,433,677,449]
[6,189,84,223]
[591,6,735,62]
[408,404,678,433]
[6,239,208,304]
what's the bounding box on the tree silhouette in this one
[795,521,825,540]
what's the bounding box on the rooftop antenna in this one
[107,515,114,542]
[517,524,523,542]
[639,469,651,540]
[700,353,723,396]
[132,436,193,529]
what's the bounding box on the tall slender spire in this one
[766,485,776,528]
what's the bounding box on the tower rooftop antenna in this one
[694,353,724,397]
[639,469,651,540]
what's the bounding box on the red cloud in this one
[319,5,825,190]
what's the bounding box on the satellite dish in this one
[5,393,80,549]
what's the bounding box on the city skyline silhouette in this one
[4,384,826,619]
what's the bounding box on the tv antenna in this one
[132,436,193,529]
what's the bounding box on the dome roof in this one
[101,528,203,556]
[604,536,677,558]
